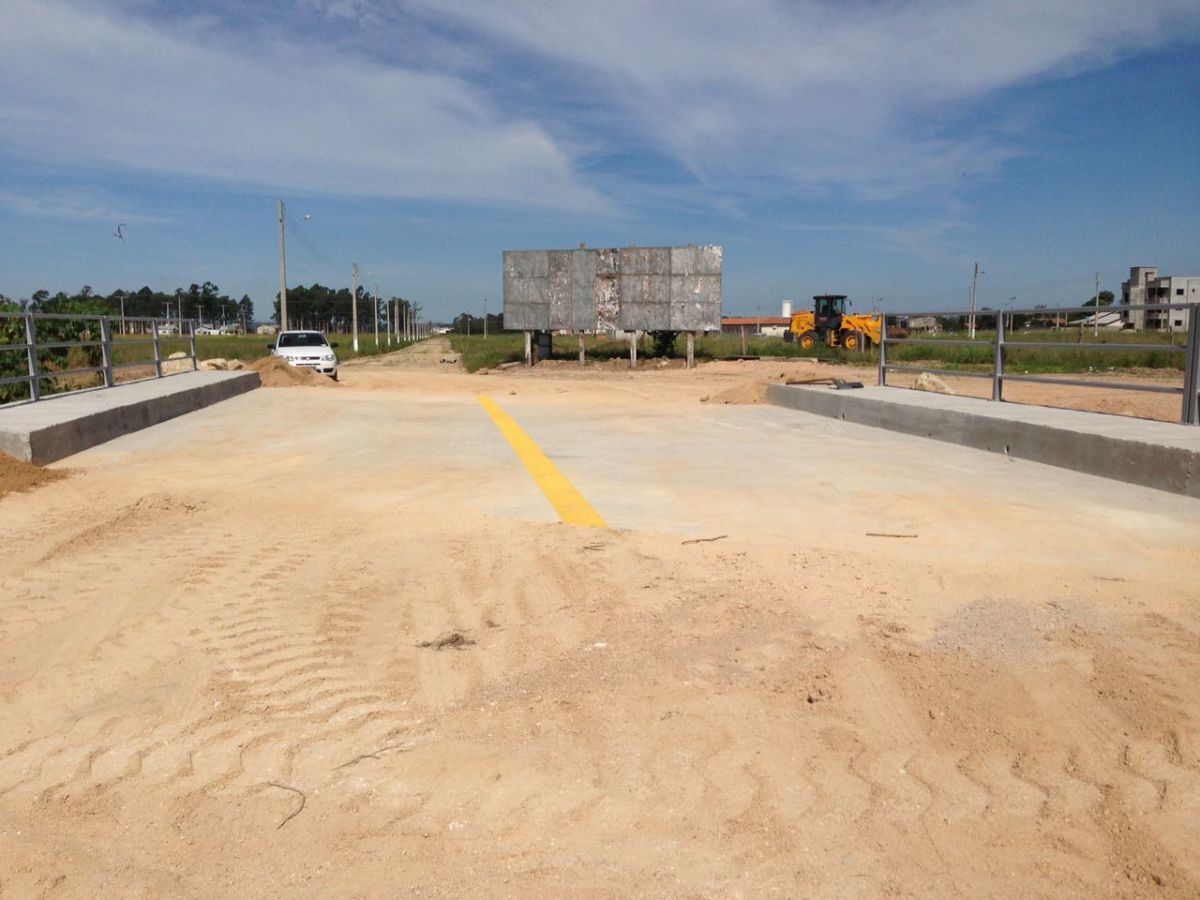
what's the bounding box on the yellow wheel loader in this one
[789,295,882,350]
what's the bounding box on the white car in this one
[269,330,339,380]
[194,325,220,335]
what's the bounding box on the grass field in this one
[111,332,411,366]
[450,328,1187,375]
[886,327,1185,373]
[0,332,416,402]
[447,333,527,372]
[447,332,842,372]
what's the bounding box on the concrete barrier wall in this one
[1,371,260,464]
[767,383,1200,499]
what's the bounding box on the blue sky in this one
[1,0,1198,323]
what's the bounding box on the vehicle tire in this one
[331,371,339,382]
[798,330,818,350]
[841,330,861,351]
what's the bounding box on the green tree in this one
[648,330,680,357]
[1,292,105,402]
[1082,290,1115,307]
[272,283,358,331]
[0,297,26,401]
[452,311,502,334]
[238,295,254,330]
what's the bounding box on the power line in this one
[284,211,336,266]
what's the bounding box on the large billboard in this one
[503,245,722,332]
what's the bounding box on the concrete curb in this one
[767,383,1200,499]
[1,371,260,464]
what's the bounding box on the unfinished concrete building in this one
[1122,266,1200,331]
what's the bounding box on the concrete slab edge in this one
[766,383,1199,499]
[0,425,31,462]
[17,373,260,465]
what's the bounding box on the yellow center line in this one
[477,394,607,529]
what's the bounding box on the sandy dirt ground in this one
[663,356,1182,423]
[0,455,67,500]
[1,339,1198,898]
[438,346,1184,423]
[877,367,1184,423]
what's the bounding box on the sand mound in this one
[704,379,773,405]
[701,363,823,405]
[913,371,954,395]
[250,356,340,388]
[0,453,67,500]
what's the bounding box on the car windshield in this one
[278,332,329,348]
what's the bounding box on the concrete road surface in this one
[2,356,1199,898]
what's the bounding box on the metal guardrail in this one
[876,302,1200,425]
[0,313,199,405]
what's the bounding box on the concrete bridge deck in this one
[768,382,1200,498]
[0,371,259,464]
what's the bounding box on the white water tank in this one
[782,300,793,317]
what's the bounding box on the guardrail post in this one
[1183,311,1200,425]
[877,313,887,386]
[992,312,1005,402]
[99,316,114,388]
[152,319,163,378]
[188,320,199,371]
[24,313,41,402]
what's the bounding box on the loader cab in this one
[813,294,849,331]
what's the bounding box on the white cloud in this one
[410,0,1200,197]
[0,187,170,225]
[0,0,608,213]
[1,0,1196,215]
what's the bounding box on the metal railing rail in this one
[876,301,1198,425]
[0,312,199,405]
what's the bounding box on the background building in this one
[720,316,790,337]
[1121,266,1200,331]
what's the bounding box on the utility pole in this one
[969,261,980,340]
[278,199,289,331]
[373,286,379,350]
[385,299,391,347]
[1093,271,1101,337]
[351,263,359,352]
[483,298,488,341]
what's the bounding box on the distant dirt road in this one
[1,345,1198,898]
[345,335,463,371]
